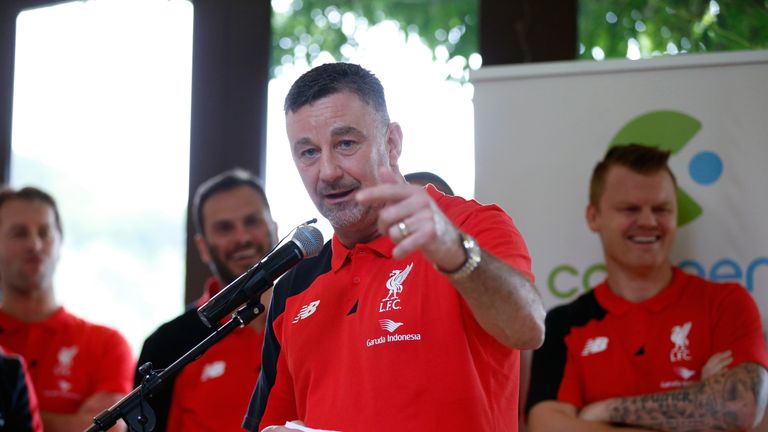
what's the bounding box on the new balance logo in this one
[581,337,609,356]
[292,300,320,323]
[379,319,404,333]
[201,361,226,381]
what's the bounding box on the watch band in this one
[439,232,481,280]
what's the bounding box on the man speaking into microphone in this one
[244,63,546,432]
[136,168,278,432]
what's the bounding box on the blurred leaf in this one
[271,1,768,79]
[270,0,478,79]
[579,0,768,60]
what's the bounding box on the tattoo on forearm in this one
[607,363,768,431]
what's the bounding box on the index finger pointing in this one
[356,167,409,204]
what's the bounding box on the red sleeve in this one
[431,187,534,283]
[91,327,135,395]
[711,285,768,369]
[469,204,534,283]
[258,314,298,430]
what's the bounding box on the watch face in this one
[449,232,480,279]
[464,233,479,254]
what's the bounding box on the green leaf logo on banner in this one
[609,111,702,227]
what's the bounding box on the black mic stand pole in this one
[85,299,266,432]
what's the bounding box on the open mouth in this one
[232,250,257,259]
[628,235,661,244]
[229,248,262,264]
[324,189,355,201]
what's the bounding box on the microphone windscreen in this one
[293,224,324,258]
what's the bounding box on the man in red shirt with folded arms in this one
[527,144,768,431]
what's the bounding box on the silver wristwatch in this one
[440,232,481,280]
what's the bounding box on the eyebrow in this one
[210,219,234,228]
[7,221,51,231]
[293,137,313,148]
[613,199,674,207]
[292,125,368,149]
[330,125,366,139]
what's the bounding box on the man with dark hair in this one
[244,62,546,431]
[0,186,134,431]
[404,171,454,196]
[136,168,277,432]
[526,144,768,431]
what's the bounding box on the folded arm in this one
[42,391,127,432]
[529,400,654,432]
[579,362,768,431]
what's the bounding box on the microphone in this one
[198,223,324,327]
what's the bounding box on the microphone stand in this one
[85,299,266,432]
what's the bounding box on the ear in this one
[586,203,600,233]
[385,122,403,168]
[195,233,212,264]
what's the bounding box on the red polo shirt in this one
[250,185,534,431]
[166,325,264,432]
[554,269,768,408]
[0,307,134,414]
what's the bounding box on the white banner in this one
[472,50,768,332]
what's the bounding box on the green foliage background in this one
[271,0,768,76]
[580,1,768,59]
[271,0,477,76]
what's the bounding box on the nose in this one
[232,224,253,245]
[318,151,343,183]
[27,233,45,252]
[637,207,657,227]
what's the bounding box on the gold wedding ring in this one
[397,221,410,238]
